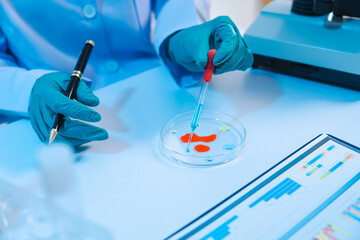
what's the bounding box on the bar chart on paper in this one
[292,180,360,239]
[200,216,239,240]
[299,142,355,183]
[173,137,360,240]
[300,145,335,171]
[318,153,354,181]
[342,199,360,222]
[249,178,301,208]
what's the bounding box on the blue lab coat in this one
[0,0,199,116]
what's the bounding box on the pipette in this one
[186,49,217,152]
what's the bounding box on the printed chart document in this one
[167,134,360,240]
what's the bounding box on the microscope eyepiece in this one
[292,0,359,17]
[292,0,334,16]
[292,0,317,16]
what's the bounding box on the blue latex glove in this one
[29,72,108,145]
[166,16,254,74]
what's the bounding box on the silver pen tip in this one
[49,129,58,144]
[86,40,95,46]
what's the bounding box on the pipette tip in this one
[186,129,195,152]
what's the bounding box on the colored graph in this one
[200,215,238,240]
[306,164,323,176]
[249,178,301,208]
[314,223,350,240]
[301,145,335,170]
[341,198,360,222]
[319,154,354,181]
[313,198,360,240]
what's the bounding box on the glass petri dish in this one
[160,111,246,166]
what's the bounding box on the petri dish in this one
[160,111,246,166]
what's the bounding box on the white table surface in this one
[0,65,359,239]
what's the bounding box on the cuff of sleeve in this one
[154,0,201,88]
[153,0,199,54]
[0,67,55,117]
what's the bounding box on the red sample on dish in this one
[180,133,217,143]
[180,133,217,153]
[194,144,210,152]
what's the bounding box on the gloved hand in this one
[166,16,254,74]
[29,72,108,145]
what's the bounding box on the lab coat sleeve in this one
[0,29,52,117]
[153,0,203,87]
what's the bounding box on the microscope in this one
[244,0,360,90]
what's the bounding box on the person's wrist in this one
[162,30,183,63]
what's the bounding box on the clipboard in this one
[167,134,360,240]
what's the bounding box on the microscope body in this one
[244,0,360,90]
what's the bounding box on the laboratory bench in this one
[0,64,360,239]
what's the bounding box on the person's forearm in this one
[0,67,53,116]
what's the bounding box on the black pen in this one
[49,40,95,144]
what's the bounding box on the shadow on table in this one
[77,89,134,155]
[211,69,282,117]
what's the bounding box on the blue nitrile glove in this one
[28,72,108,145]
[166,16,254,75]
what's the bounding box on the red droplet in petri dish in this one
[194,144,210,152]
[180,133,217,143]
